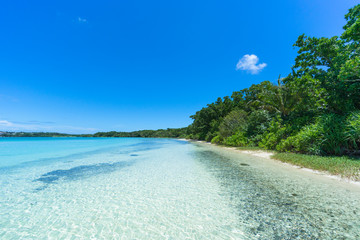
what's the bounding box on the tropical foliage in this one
[187,4,360,156]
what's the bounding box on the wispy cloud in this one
[77,17,87,23]
[0,120,13,127]
[0,119,96,133]
[11,120,56,125]
[236,54,267,74]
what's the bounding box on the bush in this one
[277,113,349,155]
[223,131,248,147]
[187,133,200,140]
[345,111,360,152]
[211,135,223,144]
[277,124,322,155]
[319,114,347,155]
[258,116,290,150]
[205,131,218,142]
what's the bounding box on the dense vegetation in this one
[187,4,360,156]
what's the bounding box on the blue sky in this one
[0,0,358,133]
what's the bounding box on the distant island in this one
[0,128,188,138]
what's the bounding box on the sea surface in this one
[1,137,360,239]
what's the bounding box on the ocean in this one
[1,137,360,239]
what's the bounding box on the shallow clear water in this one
[1,138,360,239]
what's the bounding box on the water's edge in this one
[190,139,360,187]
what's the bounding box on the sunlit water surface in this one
[1,138,360,239]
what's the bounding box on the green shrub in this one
[287,114,316,132]
[258,116,290,150]
[186,134,193,139]
[319,114,347,155]
[188,133,200,140]
[345,111,360,151]
[277,113,349,155]
[223,131,248,147]
[211,135,223,144]
[277,124,322,155]
[205,131,218,142]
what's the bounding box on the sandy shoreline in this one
[182,139,360,187]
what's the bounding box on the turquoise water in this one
[1,138,360,239]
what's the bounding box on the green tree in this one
[219,109,247,138]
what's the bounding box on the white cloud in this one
[0,120,14,127]
[236,54,267,74]
[77,17,87,23]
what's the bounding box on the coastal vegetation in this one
[187,4,360,157]
[0,128,188,138]
[93,128,188,138]
[0,132,85,137]
[273,153,360,181]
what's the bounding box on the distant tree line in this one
[0,132,82,137]
[0,128,188,139]
[93,128,188,138]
